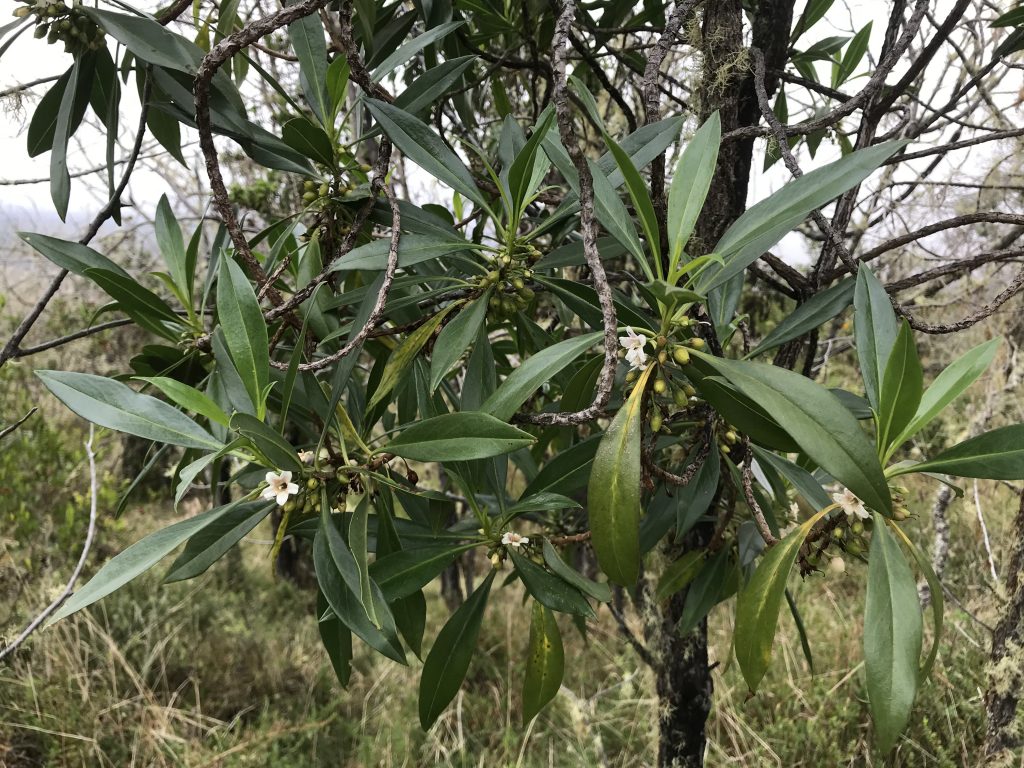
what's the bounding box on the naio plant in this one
[4,0,1023,757]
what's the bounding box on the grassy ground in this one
[0,486,998,767]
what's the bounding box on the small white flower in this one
[297,450,315,464]
[832,488,870,520]
[619,327,649,371]
[500,531,529,549]
[262,470,300,507]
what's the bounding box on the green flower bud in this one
[687,337,706,350]
[650,412,663,432]
[672,347,690,365]
[653,378,668,395]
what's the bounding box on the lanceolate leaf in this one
[331,233,476,272]
[366,99,485,207]
[419,570,495,729]
[700,141,907,292]
[877,320,923,455]
[522,602,564,723]
[371,544,476,602]
[895,425,1024,480]
[854,265,899,411]
[383,412,535,462]
[317,592,353,687]
[135,376,230,427]
[667,112,721,270]
[509,550,595,618]
[217,256,270,413]
[588,366,653,585]
[892,337,1000,447]
[50,502,240,623]
[19,232,130,279]
[430,291,492,391]
[50,55,82,220]
[164,501,273,582]
[865,514,923,753]
[37,370,222,451]
[690,352,891,514]
[747,277,854,358]
[288,8,330,125]
[541,540,612,602]
[481,332,602,421]
[734,507,829,691]
[369,304,455,409]
[155,195,189,303]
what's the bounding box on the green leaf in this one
[281,117,335,167]
[588,366,651,585]
[349,496,377,629]
[690,352,891,514]
[889,522,943,683]
[678,547,732,634]
[896,425,1024,480]
[369,305,455,410]
[892,337,1000,447]
[366,99,485,207]
[84,268,184,341]
[155,195,190,304]
[317,592,353,687]
[419,569,495,729]
[371,544,475,602]
[865,514,923,753]
[50,56,83,220]
[430,291,491,391]
[700,141,907,292]
[522,602,564,723]
[384,412,535,462]
[27,66,89,158]
[288,9,329,125]
[217,256,269,413]
[393,56,476,116]
[50,501,239,623]
[135,377,230,427]
[230,412,303,473]
[331,233,476,272]
[655,550,705,602]
[37,370,221,451]
[833,22,871,87]
[676,447,721,536]
[509,550,595,618]
[667,112,720,271]
[371,21,464,83]
[588,159,647,271]
[541,540,611,602]
[84,9,203,74]
[734,507,829,691]
[748,277,854,357]
[481,332,602,422]
[164,501,272,582]
[854,264,899,411]
[604,130,662,265]
[506,108,555,217]
[877,321,923,455]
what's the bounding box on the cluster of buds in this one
[300,178,361,207]
[16,1,105,54]
[479,241,539,319]
[622,329,709,435]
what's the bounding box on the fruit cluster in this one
[478,241,540,319]
[15,1,104,55]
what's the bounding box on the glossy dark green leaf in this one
[371,544,475,602]
[281,117,335,166]
[482,332,602,421]
[430,291,492,391]
[50,56,82,220]
[230,412,302,473]
[896,425,1024,480]
[734,507,828,691]
[370,305,454,410]
[700,141,906,292]
[522,602,564,723]
[604,129,661,264]
[419,570,495,729]
[752,446,832,511]
[371,21,464,83]
[27,66,88,158]
[667,112,720,269]
[678,548,731,634]
[393,56,476,115]
[587,159,646,267]
[865,514,923,753]
[217,256,269,412]
[588,367,650,585]
[877,320,922,454]
[366,99,485,207]
[833,22,872,87]
[521,435,601,498]
[165,501,272,582]
[37,370,221,450]
[509,550,595,617]
[541,540,611,602]
[507,108,555,216]
[676,447,721,536]
[654,550,705,602]
[893,337,1000,448]
[50,501,239,623]
[288,9,329,124]
[748,277,854,357]
[691,352,891,514]
[384,412,535,462]
[317,592,353,687]
[854,265,898,411]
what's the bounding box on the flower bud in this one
[827,556,846,575]
[672,347,690,365]
[687,337,705,350]
[653,378,667,395]
[650,412,663,432]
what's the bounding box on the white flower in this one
[297,450,315,464]
[262,470,300,507]
[832,488,870,520]
[619,327,649,371]
[500,531,529,549]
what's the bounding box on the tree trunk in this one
[652,2,794,764]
